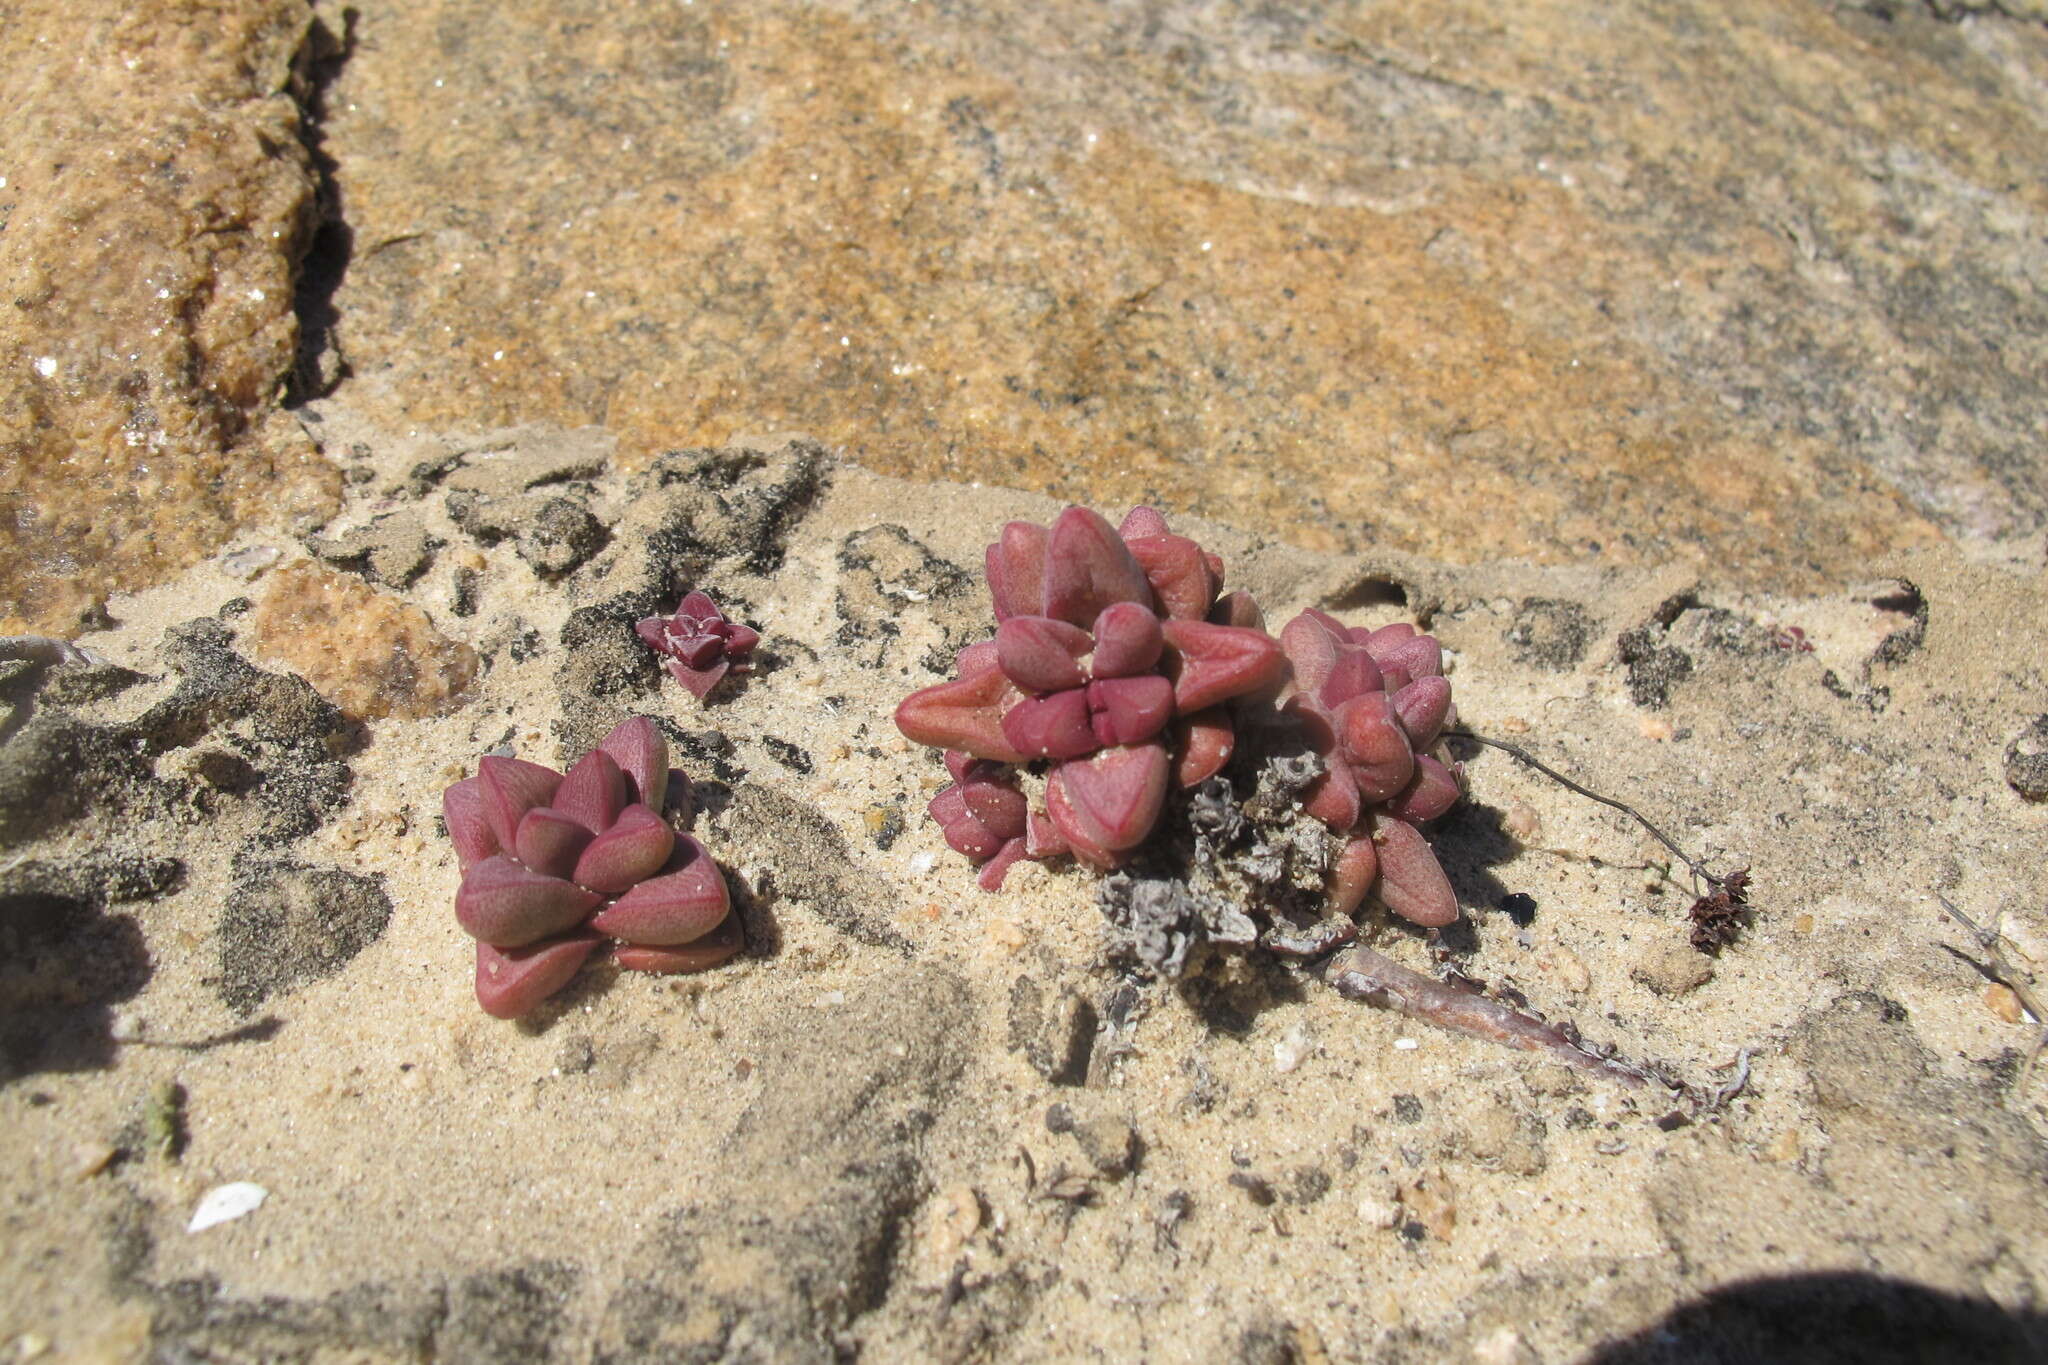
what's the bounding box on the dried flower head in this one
[636,590,760,700]
[442,717,741,1016]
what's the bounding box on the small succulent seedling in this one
[442,716,741,1017]
[636,590,760,700]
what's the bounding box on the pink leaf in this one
[476,756,564,850]
[1089,602,1164,678]
[931,785,1005,859]
[1025,809,1067,859]
[895,668,1027,763]
[1086,675,1173,747]
[514,806,597,880]
[1362,622,1416,658]
[1043,507,1152,628]
[1117,506,1172,539]
[1384,755,1461,823]
[1123,533,1216,621]
[616,914,743,974]
[442,778,498,871]
[1047,743,1170,859]
[572,803,677,894]
[1392,677,1452,749]
[474,933,604,1019]
[1208,590,1265,632]
[995,615,1093,693]
[1380,633,1442,680]
[1301,757,1362,832]
[976,837,1030,891]
[598,716,670,812]
[987,522,1049,621]
[667,657,731,700]
[1371,815,1458,927]
[1173,706,1235,788]
[1161,620,1287,712]
[590,836,730,945]
[677,589,721,621]
[1327,834,1381,918]
[1334,691,1415,801]
[1317,642,1385,710]
[961,777,1028,841]
[455,856,603,948]
[1001,689,1100,761]
[553,749,628,833]
[1279,611,1340,697]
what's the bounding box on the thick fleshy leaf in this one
[668,657,731,700]
[1117,506,1172,539]
[1002,688,1100,761]
[476,756,564,850]
[598,716,670,813]
[976,837,1030,891]
[1043,507,1152,627]
[442,778,497,870]
[1161,620,1288,712]
[1123,534,1215,621]
[723,623,761,658]
[1043,776,1119,869]
[961,777,1028,841]
[616,914,743,974]
[955,639,1001,678]
[514,806,597,880]
[1318,642,1385,710]
[943,749,976,782]
[677,589,722,622]
[1371,815,1458,926]
[1086,675,1174,747]
[995,615,1092,693]
[931,785,1005,859]
[634,617,671,651]
[1385,755,1461,823]
[1301,756,1362,831]
[573,803,677,894]
[1025,809,1067,858]
[590,837,730,944]
[1362,622,1417,658]
[474,933,603,1019]
[554,749,629,833]
[1173,706,1235,787]
[1392,677,1452,749]
[1327,834,1381,918]
[1380,633,1443,680]
[1089,602,1164,678]
[896,668,1027,763]
[455,855,603,947]
[987,522,1049,621]
[1279,612,1340,697]
[1334,691,1416,801]
[1048,743,1170,858]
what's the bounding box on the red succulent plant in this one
[896,506,1286,880]
[442,717,741,1017]
[636,590,760,700]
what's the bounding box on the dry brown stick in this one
[1936,895,2048,1103]
[1321,944,1652,1088]
[1445,729,1726,895]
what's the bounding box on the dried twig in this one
[1320,944,1659,1088]
[1936,895,2048,1103]
[1445,729,1732,897]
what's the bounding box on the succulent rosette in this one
[636,590,760,700]
[442,717,741,1017]
[1276,608,1462,927]
[896,506,1286,879]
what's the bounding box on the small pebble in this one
[1472,1327,1538,1365]
[1986,983,2028,1025]
[1393,1037,1419,1051]
[813,990,846,1008]
[16,1334,50,1361]
[1356,1192,1401,1229]
[218,545,281,581]
[1544,949,1591,995]
[1762,1130,1802,1163]
[187,1182,267,1233]
[985,919,1026,951]
[1632,940,1713,996]
[1497,715,1530,735]
[908,852,938,874]
[1793,913,1815,933]
[1272,1020,1314,1073]
[66,1141,117,1182]
[1639,715,1674,741]
[924,1183,982,1260]
[1503,802,1540,843]
[107,1012,143,1043]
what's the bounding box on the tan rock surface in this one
[0,0,341,635]
[248,559,478,720]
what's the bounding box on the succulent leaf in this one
[554,748,629,833]
[474,933,605,1019]
[1160,620,1287,712]
[1046,742,1170,861]
[1001,688,1100,760]
[616,915,744,973]
[590,836,730,944]
[1089,601,1165,678]
[1334,691,1416,801]
[1043,507,1152,627]
[1371,814,1459,927]
[514,805,597,880]
[573,803,677,894]
[597,715,670,813]
[455,855,604,947]
[442,778,498,871]
[476,756,565,850]
[1085,675,1174,747]
[995,614,1093,693]
[895,667,1027,763]
[988,521,1050,621]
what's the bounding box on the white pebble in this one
[33,356,57,378]
[187,1182,267,1232]
[1393,1037,1419,1051]
[907,851,937,874]
[1272,1020,1314,1073]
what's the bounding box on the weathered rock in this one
[1630,940,1715,997]
[0,0,340,633]
[247,560,478,720]
[306,514,435,588]
[2005,715,2048,801]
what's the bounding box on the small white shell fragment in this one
[1272,1020,1314,1073]
[1393,1037,1420,1051]
[187,1182,267,1233]
[907,851,938,874]
[219,545,281,581]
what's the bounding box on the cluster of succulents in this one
[896,505,1464,931]
[896,506,1287,887]
[636,590,760,700]
[443,717,741,1017]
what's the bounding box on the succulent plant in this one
[442,716,741,1017]
[896,506,1287,881]
[1276,608,1462,927]
[636,590,760,700]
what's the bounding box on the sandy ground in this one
[3,425,2047,1363]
